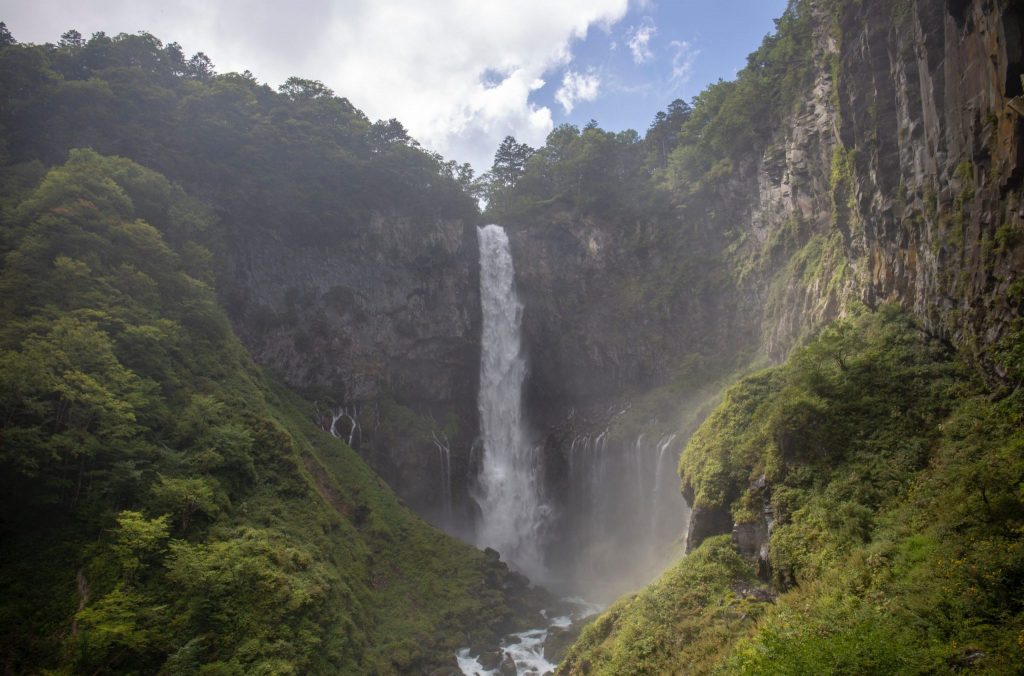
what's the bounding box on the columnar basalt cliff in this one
[680,0,1024,552]
[743,0,1024,360]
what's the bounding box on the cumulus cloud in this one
[4,0,630,173]
[670,40,698,82]
[626,18,656,64]
[555,70,600,114]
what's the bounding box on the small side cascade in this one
[315,403,361,447]
[432,430,453,526]
[556,418,690,600]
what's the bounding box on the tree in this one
[278,76,333,100]
[490,135,533,191]
[59,29,83,49]
[151,475,221,531]
[110,510,171,578]
[185,51,214,80]
[367,118,413,153]
[0,22,15,47]
[645,98,692,169]
[162,42,185,75]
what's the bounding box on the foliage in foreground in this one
[0,150,533,674]
[561,308,1024,674]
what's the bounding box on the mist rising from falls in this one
[553,426,690,601]
[475,224,547,581]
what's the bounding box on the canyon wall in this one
[221,213,483,529]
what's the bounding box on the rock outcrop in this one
[222,212,482,528]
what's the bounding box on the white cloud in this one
[2,0,630,174]
[555,70,600,114]
[670,40,698,83]
[626,18,656,64]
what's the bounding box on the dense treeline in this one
[0,24,479,245]
[478,1,815,226]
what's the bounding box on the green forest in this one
[1,0,1023,673]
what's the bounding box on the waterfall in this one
[475,224,546,579]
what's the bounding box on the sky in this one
[1,0,788,173]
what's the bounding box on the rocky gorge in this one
[0,0,1022,672]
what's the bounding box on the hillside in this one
[0,150,539,674]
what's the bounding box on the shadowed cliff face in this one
[506,215,749,431]
[221,213,482,531]
[834,0,1024,354]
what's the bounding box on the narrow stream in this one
[456,599,602,676]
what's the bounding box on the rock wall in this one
[749,0,1024,360]
[682,0,1024,554]
[222,212,482,529]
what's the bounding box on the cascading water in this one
[475,224,547,580]
[432,430,453,528]
[553,421,690,600]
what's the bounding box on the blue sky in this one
[3,0,790,171]
[535,0,789,135]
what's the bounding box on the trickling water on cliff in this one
[475,224,548,581]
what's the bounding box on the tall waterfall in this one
[475,224,546,580]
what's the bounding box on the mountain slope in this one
[0,28,484,528]
[559,308,1024,674]
[0,150,537,674]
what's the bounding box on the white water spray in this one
[475,224,546,579]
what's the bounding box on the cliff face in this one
[747,0,1024,360]
[837,0,1024,354]
[679,0,1024,551]
[506,214,746,430]
[221,213,482,527]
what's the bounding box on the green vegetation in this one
[479,1,816,227]
[0,26,479,247]
[560,536,764,675]
[561,308,1024,674]
[0,150,536,674]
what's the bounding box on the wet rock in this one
[478,650,503,670]
[428,667,462,676]
[685,503,734,553]
[498,652,517,676]
[543,624,583,665]
[732,475,773,580]
[731,582,777,604]
[950,648,986,670]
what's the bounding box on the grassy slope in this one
[0,150,533,674]
[559,309,1024,674]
